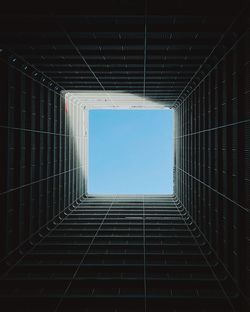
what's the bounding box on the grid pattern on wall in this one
[0,3,249,311]
[174,30,250,302]
[0,60,86,267]
[0,196,241,311]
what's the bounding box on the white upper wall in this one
[63,91,172,110]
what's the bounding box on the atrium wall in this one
[0,61,85,266]
[174,31,250,300]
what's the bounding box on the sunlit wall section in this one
[63,92,86,203]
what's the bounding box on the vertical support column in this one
[245,31,250,300]
[232,48,239,282]
[30,80,37,235]
[0,59,8,261]
[46,89,52,223]
[19,73,26,245]
[222,56,228,267]
[203,77,209,239]
[225,51,234,275]
[214,66,220,256]
[6,67,12,254]
[59,92,65,213]
[190,96,194,219]
[236,38,247,294]
[217,62,223,260]
[39,85,46,227]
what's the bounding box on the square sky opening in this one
[88,109,173,195]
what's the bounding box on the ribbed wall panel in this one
[174,31,250,302]
[0,196,240,311]
[0,61,85,268]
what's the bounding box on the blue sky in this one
[88,109,173,194]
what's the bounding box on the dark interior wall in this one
[0,59,85,266]
[174,31,250,300]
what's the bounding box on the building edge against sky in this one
[62,91,174,196]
